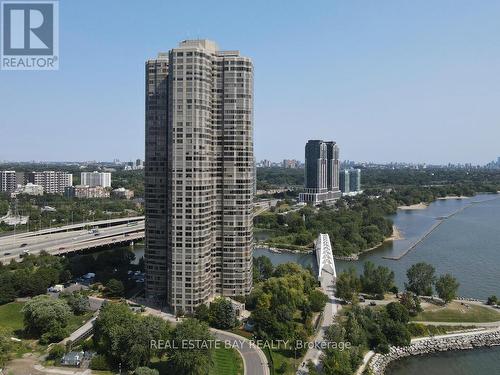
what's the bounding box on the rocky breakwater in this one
[368,328,500,375]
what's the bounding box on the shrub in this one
[407,323,428,337]
[48,344,65,361]
[487,295,498,305]
[90,354,111,371]
[135,367,160,375]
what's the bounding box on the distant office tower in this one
[145,40,254,313]
[299,140,341,205]
[0,171,17,193]
[339,169,350,193]
[81,171,111,187]
[27,171,72,194]
[349,168,361,192]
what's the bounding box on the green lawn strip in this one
[411,304,500,323]
[0,302,25,333]
[66,311,94,334]
[267,348,299,375]
[210,347,243,375]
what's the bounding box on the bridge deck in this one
[315,233,337,279]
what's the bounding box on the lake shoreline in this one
[257,225,404,260]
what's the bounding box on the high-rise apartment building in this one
[145,40,254,313]
[81,171,111,188]
[27,171,72,194]
[339,169,350,193]
[349,168,361,192]
[0,171,17,193]
[299,140,341,205]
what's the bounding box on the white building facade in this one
[81,171,111,188]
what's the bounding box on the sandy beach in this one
[398,202,428,210]
[387,225,403,241]
[342,225,404,260]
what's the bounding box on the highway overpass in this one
[0,218,144,263]
[0,201,276,263]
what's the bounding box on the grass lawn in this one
[412,302,500,323]
[268,349,299,375]
[210,347,243,375]
[0,302,25,333]
[66,311,94,333]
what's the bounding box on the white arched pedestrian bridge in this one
[315,233,337,280]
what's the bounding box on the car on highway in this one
[20,243,28,248]
[4,252,11,256]
[58,247,65,250]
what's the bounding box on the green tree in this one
[22,295,72,342]
[309,289,328,312]
[60,292,90,315]
[48,344,66,361]
[360,261,395,296]
[487,296,498,305]
[0,328,13,367]
[385,303,409,324]
[89,354,111,371]
[135,367,159,375]
[382,320,411,347]
[405,262,436,296]
[336,268,361,303]
[105,278,124,297]
[168,318,214,375]
[253,256,274,281]
[209,297,236,329]
[344,313,366,347]
[93,302,170,370]
[399,292,422,317]
[194,303,210,322]
[0,274,16,304]
[435,274,460,304]
[322,348,355,375]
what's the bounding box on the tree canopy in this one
[405,262,436,296]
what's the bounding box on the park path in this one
[297,268,341,374]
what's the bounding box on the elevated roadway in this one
[0,220,144,263]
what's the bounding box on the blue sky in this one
[1,0,499,164]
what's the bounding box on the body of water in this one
[254,194,500,375]
[386,346,500,375]
[255,194,500,299]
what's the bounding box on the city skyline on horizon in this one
[1,1,500,165]
[0,155,498,167]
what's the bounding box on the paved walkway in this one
[297,268,341,374]
[355,350,375,375]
